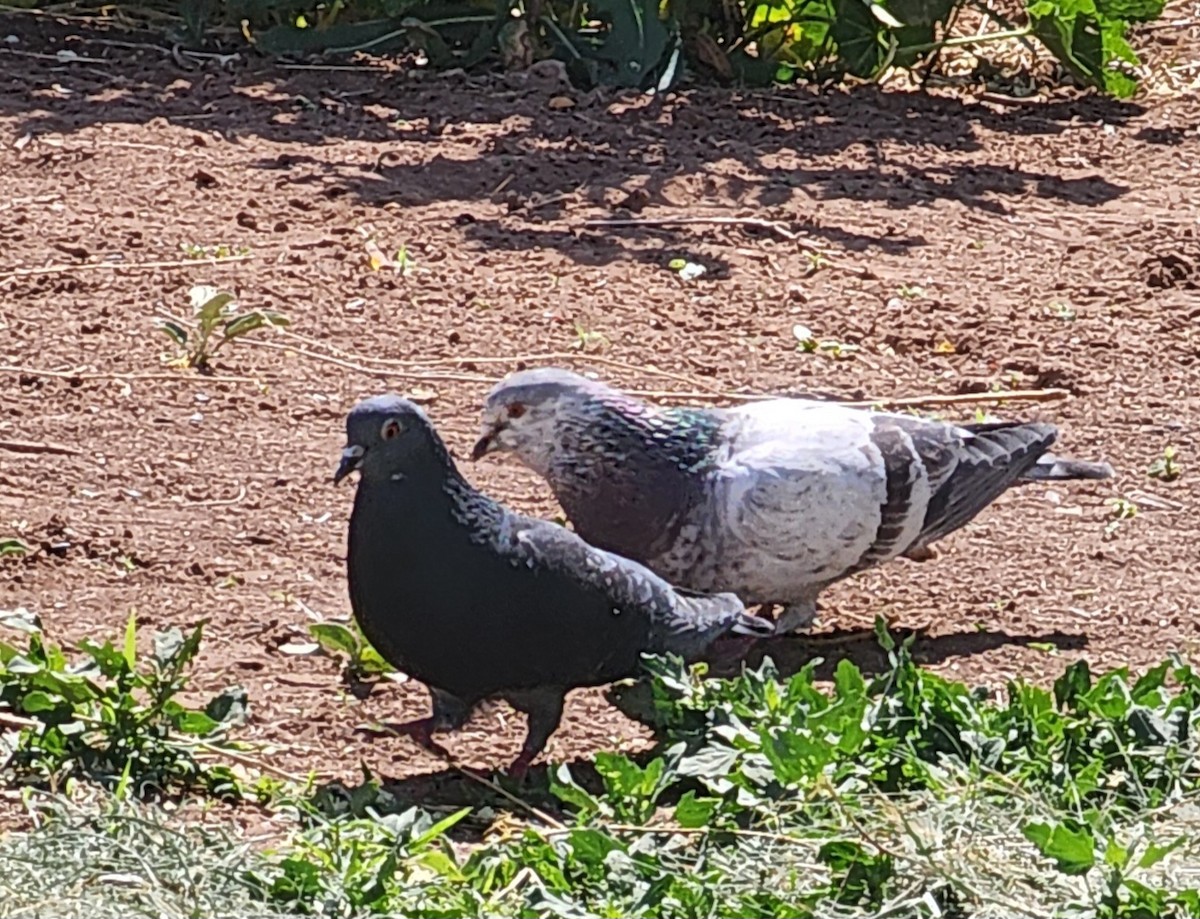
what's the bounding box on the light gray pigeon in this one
[335,394,771,778]
[471,368,1115,634]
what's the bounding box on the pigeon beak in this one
[334,444,365,484]
[469,424,501,462]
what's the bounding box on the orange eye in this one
[507,402,527,420]
[381,419,401,440]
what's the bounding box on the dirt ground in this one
[1,7,1199,813]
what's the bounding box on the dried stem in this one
[0,253,256,283]
[0,364,262,385]
[0,438,83,457]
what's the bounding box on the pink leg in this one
[506,749,536,782]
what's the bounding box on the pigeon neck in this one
[544,396,719,560]
[560,397,719,472]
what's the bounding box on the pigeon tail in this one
[1023,454,1115,481]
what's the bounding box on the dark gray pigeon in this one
[471,368,1115,634]
[335,394,771,778]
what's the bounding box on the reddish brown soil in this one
[1,9,1198,817]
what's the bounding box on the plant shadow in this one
[0,13,1144,267]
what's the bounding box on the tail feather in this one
[1023,454,1115,481]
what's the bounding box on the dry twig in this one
[0,364,262,385]
[0,438,83,457]
[0,253,256,283]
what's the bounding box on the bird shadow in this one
[703,623,1090,680]
[315,624,1087,824]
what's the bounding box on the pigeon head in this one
[471,368,608,470]
[335,394,444,485]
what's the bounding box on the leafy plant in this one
[11,618,1200,919]
[793,324,859,359]
[249,802,472,915]
[307,619,397,682]
[158,285,289,370]
[1148,445,1181,482]
[188,0,1165,95]
[1105,496,1139,538]
[571,322,610,352]
[0,610,246,797]
[1025,819,1200,917]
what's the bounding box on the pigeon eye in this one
[381,419,402,440]
[507,403,527,420]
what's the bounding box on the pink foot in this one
[506,751,536,782]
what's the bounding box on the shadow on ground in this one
[0,13,1141,266]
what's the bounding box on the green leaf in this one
[674,791,717,829]
[1104,837,1129,869]
[1053,659,1092,709]
[1023,820,1096,875]
[830,0,890,77]
[567,0,681,90]
[0,537,30,557]
[19,689,62,713]
[80,639,131,680]
[123,610,138,671]
[566,828,624,868]
[191,287,237,336]
[0,609,42,633]
[1131,661,1169,703]
[308,622,360,658]
[1096,0,1164,22]
[223,309,290,340]
[174,709,222,735]
[157,320,189,347]
[1027,0,1142,97]
[1138,835,1186,869]
[677,744,740,780]
[550,763,602,814]
[410,806,471,850]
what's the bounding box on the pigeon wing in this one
[885,418,1059,550]
[498,513,754,646]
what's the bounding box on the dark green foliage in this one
[138,0,1165,95]
[244,624,1200,917]
[0,610,246,797]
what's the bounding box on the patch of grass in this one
[0,792,289,919]
[158,285,289,370]
[6,623,1200,917]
